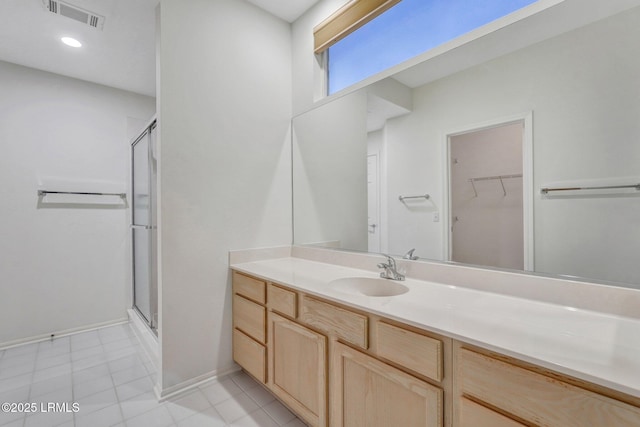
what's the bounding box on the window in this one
[323,0,538,95]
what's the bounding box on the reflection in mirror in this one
[292,6,640,288]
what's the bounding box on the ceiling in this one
[247,0,319,23]
[0,0,317,98]
[0,0,159,97]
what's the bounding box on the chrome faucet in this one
[403,248,418,260]
[377,254,405,281]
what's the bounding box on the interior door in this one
[367,154,381,252]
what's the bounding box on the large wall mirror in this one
[293,3,640,289]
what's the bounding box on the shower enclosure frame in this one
[130,119,158,335]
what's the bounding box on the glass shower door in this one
[131,123,157,333]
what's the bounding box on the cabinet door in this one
[269,312,327,427]
[332,341,443,427]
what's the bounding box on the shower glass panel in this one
[131,122,158,334]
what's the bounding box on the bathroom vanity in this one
[230,254,640,427]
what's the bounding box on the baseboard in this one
[127,309,159,371]
[0,317,129,350]
[156,364,241,402]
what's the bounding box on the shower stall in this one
[131,119,158,334]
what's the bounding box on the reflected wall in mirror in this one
[292,6,640,288]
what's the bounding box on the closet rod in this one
[38,190,126,198]
[468,173,522,182]
[540,184,640,194]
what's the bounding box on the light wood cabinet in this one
[232,269,640,427]
[269,312,327,427]
[459,398,525,427]
[331,341,443,427]
[232,329,266,383]
[267,283,297,318]
[455,346,640,427]
[233,271,266,303]
[299,295,368,349]
[375,320,443,382]
[232,273,267,384]
[233,294,266,343]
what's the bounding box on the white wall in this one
[0,60,155,346]
[157,0,292,393]
[293,90,368,249]
[382,7,640,284]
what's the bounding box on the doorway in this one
[446,117,533,270]
[367,153,381,252]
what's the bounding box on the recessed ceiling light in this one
[61,37,82,48]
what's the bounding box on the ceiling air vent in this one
[43,0,105,30]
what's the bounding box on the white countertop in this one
[231,257,640,399]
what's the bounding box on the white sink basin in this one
[329,277,409,297]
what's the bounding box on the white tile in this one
[0,372,33,394]
[30,374,72,399]
[165,389,212,422]
[36,345,70,361]
[200,378,243,406]
[0,360,35,380]
[75,402,123,427]
[284,418,308,427]
[111,364,148,386]
[124,404,173,427]
[71,336,102,352]
[105,347,138,364]
[244,384,275,407]
[71,345,105,362]
[30,386,73,406]
[230,371,260,392]
[0,385,30,404]
[103,338,136,354]
[0,409,25,427]
[32,363,71,383]
[108,354,144,375]
[73,374,114,399]
[115,376,154,402]
[119,391,160,420]
[72,354,108,372]
[214,393,259,424]
[0,416,25,427]
[176,407,225,427]
[262,400,296,426]
[0,353,36,371]
[34,353,70,371]
[24,409,74,427]
[72,363,110,385]
[76,387,119,415]
[98,325,134,345]
[227,409,279,427]
[2,343,39,360]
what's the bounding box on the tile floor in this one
[0,323,306,427]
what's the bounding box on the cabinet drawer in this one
[376,321,443,382]
[299,296,368,349]
[233,295,266,343]
[459,348,640,427]
[268,284,297,318]
[233,329,266,383]
[459,398,525,427]
[233,271,266,304]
